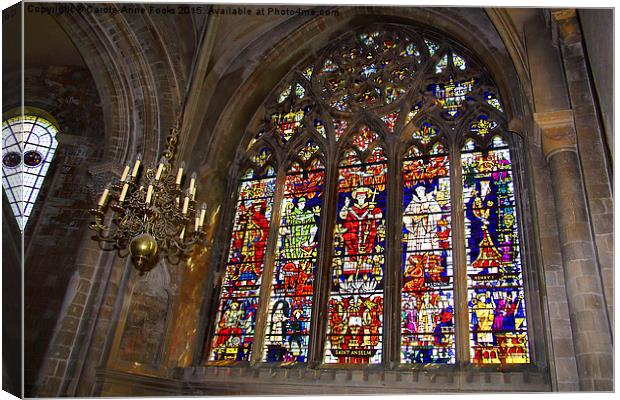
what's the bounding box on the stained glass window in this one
[272,107,309,144]
[381,110,399,133]
[462,136,530,364]
[401,135,455,364]
[263,142,325,363]
[209,150,277,362]
[210,24,532,370]
[324,127,386,364]
[429,78,475,117]
[2,113,59,230]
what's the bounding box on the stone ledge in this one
[184,364,550,394]
[95,365,552,395]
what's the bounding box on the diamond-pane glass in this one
[2,115,59,230]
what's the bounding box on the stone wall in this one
[28,5,207,396]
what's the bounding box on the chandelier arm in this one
[89,111,207,273]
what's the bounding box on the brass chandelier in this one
[89,122,207,274]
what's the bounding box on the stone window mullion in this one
[307,150,341,366]
[450,137,470,366]
[251,163,288,365]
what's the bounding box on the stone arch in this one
[55,9,190,166]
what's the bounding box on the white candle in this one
[155,161,165,181]
[120,165,130,182]
[191,186,196,201]
[131,153,141,178]
[145,184,153,204]
[179,227,185,240]
[98,185,110,207]
[119,183,129,202]
[175,161,185,185]
[199,203,207,228]
[194,216,200,231]
[182,196,189,214]
[189,172,196,193]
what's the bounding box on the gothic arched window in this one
[207,25,531,367]
[2,110,59,230]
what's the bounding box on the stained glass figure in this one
[210,160,277,362]
[430,78,475,117]
[263,144,324,363]
[461,137,530,365]
[401,140,455,364]
[325,129,386,364]
[2,114,59,230]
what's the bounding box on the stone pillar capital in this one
[551,9,581,44]
[534,109,577,159]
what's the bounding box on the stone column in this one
[535,110,613,391]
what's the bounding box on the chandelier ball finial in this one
[129,233,159,275]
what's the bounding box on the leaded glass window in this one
[2,112,59,230]
[325,128,387,364]
[462,131,530,364]
[263,142,325,363]
[209,151,277,361]
[401,138,455,364]
[207,24,532,368]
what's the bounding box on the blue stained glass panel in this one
[462,140,530,365]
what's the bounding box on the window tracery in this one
[2,112,59,230]
[207,24,531,368]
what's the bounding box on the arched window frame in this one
[2,107,60,231]
[203,23,544,371]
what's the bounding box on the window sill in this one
[180,364,551,393]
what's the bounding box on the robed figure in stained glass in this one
[402,184,447,291]
[244,199,271,269]
[403,185,443,252]
[466,179,502,276]
[339,187,384,278]
[281,197,320,260]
